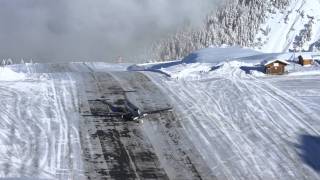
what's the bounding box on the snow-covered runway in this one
[0,61,319,179]
[0,64,183,179]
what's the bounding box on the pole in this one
[294,48,295,71]
[293,45,297,71]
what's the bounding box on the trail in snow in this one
[147,63,320,179]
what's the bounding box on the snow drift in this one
[0,67,25,81]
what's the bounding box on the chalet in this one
[298,55,313,66]
[263,59,290,75]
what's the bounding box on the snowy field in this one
[147,65,320,179]
[0,68,85,179]
[0,63,206,179]
[142,47,320,179]
[0,47,319,179]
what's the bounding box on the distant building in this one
[298,55,313,66]
[263,59,290,75]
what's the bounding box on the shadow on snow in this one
[239,65,265,74]
[296,134,320,172]
[127,53,199,77]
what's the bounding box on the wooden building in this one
[298,55,313,66]
[263,59,290,75]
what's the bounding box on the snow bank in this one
[182,47,262,63]
[131,47,320,80]
[0,67,26,81]
[130,47,264,78]
[165,63,212,80]
[83,62,131,71]
[288,70,320,76]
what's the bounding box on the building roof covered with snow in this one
[262,59,290,66]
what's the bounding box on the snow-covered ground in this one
[136,46,320,179]
[0,45,319,179]
[254,0,320,52]
[0,63,188,179]
[144,48,320,178]
[0,67,26,81]
[130,46,320,79]
[147,69,320,179]
[0,71,85,179]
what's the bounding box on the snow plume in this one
[0,0,218,63]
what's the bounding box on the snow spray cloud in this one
[0,0,218,63]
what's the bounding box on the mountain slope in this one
[150,0,320,61]
[254,0,320,53]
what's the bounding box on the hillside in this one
[150,0,320,61]
[254,0,320,53]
